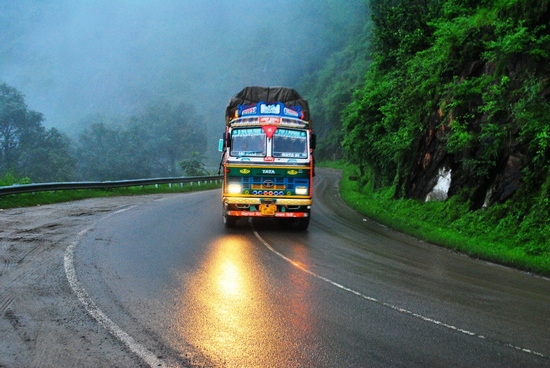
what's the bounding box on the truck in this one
[219,86,315,230]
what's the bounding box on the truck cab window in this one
[272,128,308,158]
[230,128,266,157]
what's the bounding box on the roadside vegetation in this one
[0,181,221,210]
[321,161,549,277]
[306,1,549,278]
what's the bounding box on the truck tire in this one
[293,216,310,231]
[224,213,238,228]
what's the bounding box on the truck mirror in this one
[310,133,317,150]
[219,132,231,151]
[224,132,232,147]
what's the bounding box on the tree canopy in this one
[338,0,549,202]
[0,83,74,182]
[75,103,207,181]
[299,0,549,255]
[0,82,208,183]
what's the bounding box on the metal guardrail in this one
[0,175,223,196]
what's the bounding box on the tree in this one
[178,151,208,176]
[18,127,75,182]
[0,83,39,171]
[128,102,207,177]
[370,0,440,71]
[76,121,146,180]
[0,82,75,182]
[75,102,208,180]
[300,5,373,161]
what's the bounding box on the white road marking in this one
[64,207,168,368]
[252,227,548,359]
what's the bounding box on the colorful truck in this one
[219,86,315,230]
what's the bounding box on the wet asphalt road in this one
[75,168,550,367]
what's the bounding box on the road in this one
[73,168,549,367]
[1,168,549,367]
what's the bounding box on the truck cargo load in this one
[225,86,310,123]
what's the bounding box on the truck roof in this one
[226,86,310,122]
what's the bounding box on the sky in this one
[0,0,366,143]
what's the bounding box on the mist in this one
[1,0,366,151]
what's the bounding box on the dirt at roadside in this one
[0,196,162,368]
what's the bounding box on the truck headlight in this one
[227,183,242,194]
[295,186,308,195]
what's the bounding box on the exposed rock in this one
[489,153,526,204]
[406,110,450,200]
[404,51,541,209]
[425,190,448,202]
[425,168,451,202]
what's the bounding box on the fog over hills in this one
[0,0,366,139]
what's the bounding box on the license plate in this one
[259,204,277,216]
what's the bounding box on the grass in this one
[0,181,222,210]
[320,161,550,277]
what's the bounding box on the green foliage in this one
[371,0,441,71]
[514,77,550,183]
[343,0,550,186]
[75,102,207,181]
[178,151,208,176]
[0,82,75,182]
[336,0,550,272]
[300,5,372,161]
[484,2,550,65]
[0,171,31,186]
[339,164,550,275]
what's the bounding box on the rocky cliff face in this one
[406,58,548,209]
[407,115,529,209]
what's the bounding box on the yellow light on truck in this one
[295,186,308,195]
[227,183,242,194]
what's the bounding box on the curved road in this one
[74,168,550,367]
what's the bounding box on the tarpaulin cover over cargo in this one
[225,86,310,123]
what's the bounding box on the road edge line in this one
[64,208,168,368]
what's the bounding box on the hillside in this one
[304,0,550,272]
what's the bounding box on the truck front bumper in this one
[224,197,312,206]
[223,197,311,218]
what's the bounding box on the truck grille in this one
[229,176,309,196]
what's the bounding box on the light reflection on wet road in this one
[178,235,279,363]
[173,234,319,367]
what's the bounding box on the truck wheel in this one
[293,216,310,231]
[224,213,237,228]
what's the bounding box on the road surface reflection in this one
[174,234,318,366]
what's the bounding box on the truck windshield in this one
[230,128,266,157]
[272,128,308,158]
